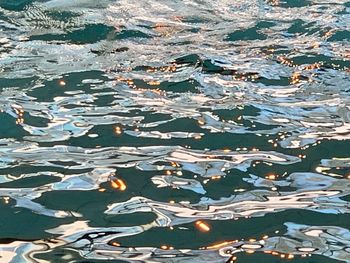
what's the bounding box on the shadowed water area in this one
[0,0,350,262]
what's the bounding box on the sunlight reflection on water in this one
[0,0,350,262]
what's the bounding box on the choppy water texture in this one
[0,0,349,262]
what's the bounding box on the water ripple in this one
[0,0,349,262]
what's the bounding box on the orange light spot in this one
[98,188,106,192]
[111,242,120,247]
[115,126,122,135]
[324,31,333,38]
[111,179,127,191]
[147,80,161,86]
[291,72,301,84]
[171,162,179,167]
[195,221,211,232]
[197,118,205,125]
[228,256,237,262]
[312,42,319,49]
[206,241,232,249]
[266,174,276,180]
[59,80,66,86]
[116,76,127,82]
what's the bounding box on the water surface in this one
[0,0,350,262]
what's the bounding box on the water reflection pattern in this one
[0,0,349,262]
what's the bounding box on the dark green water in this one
[0,0,350,262]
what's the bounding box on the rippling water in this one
[0,0,349,262]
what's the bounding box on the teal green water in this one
[0,0,350,262]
